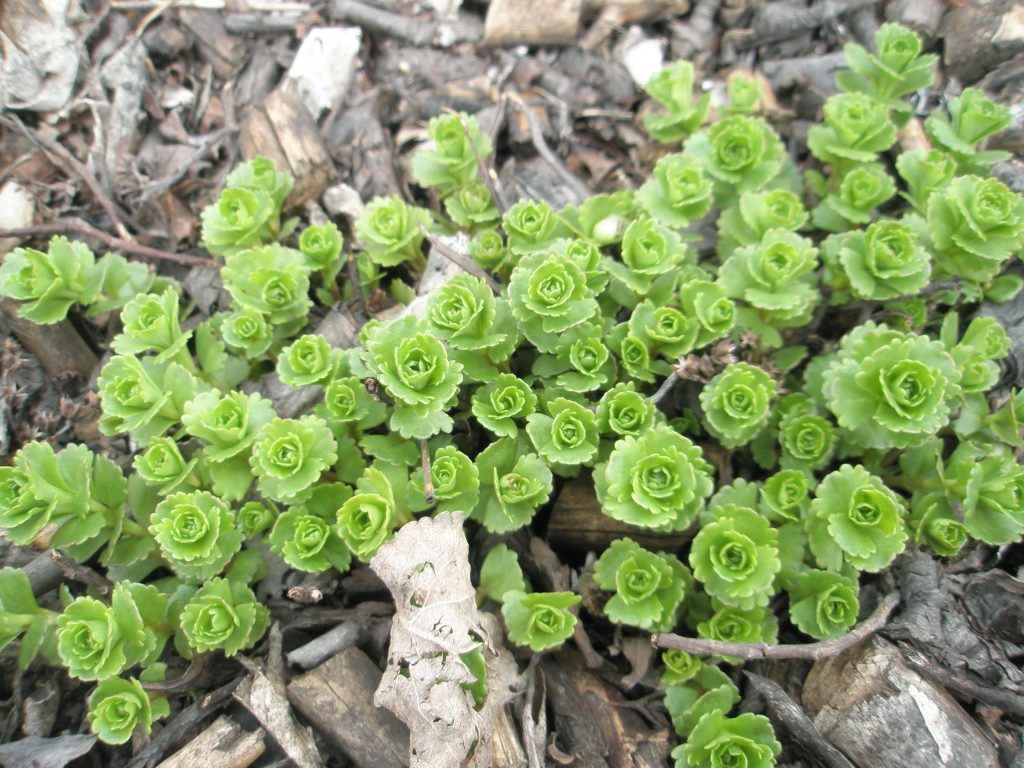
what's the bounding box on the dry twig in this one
[507,94,590,204]
[418,224,501,293]
[652,593,900,660]
[0,220,219,268]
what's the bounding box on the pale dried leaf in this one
[371,512,523,768]
[0,734,96,768]
[0,0,81,111]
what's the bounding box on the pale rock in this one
[284,26,362,118]
[0,181,36,253]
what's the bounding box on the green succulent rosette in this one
[684,115,785,195]
[829,219,931,300]
[221,244,312,325]
[821,323,961,450]
[696,599,779,652]
[501,590,580,652]
[562,190,636,246]
[412,112,492,194]
[533,326,614,394]
[0,236,101,324]
[220,307,273,359]
[226,155,294,210]
[199,187,277,258]
[777,409,835,472]
[270,497,352,573]
[807,92,896,166]
[426,273,517,373]
[526,397,600,472]
[56,582,166,681]
[595,382,656,439]
[508,248,599,353]
[925,87,1012,172]
[361,314,464,439]
[610,327,657,383]
[944,441,1024,545]
[182,390,277,501]
[410,445,479,514]
[469,229,509,272]
[836,22,936,123]
[642,60,711,143]
[132,437,198,495]
[908,491,968,556]
[723,72,761,115]
[316,374,386,431]
[628,300,698,359]
[299,221,343,274]
[97,354,203,444]
[444,183,500,231]
[593,538,690,631]
[637,153,714,228]
[606,216,690,299]
[472,438,553,534]
[690,505,780,610]
[179,577,269,656]
[596,426,714,531]
[249,416,338,503]
[237,501,275,538]
[678,280,735,349]
[716,189,808,259]
[471,373,537,438]
[111,287,191,363]
[503,198,565,255]
[0,568,53,668]
[336,465,407,561]
[927,175,1024,282]
[664,664,740,739]
[354,195,430,268]
[718,229,819,338]
[277,333,337,387]
[759,469,812,523]
[787,568,859,640]
[811,162,896,233]
[149,491,244,582]
[896,149,957,213]
[807,464,908,572]
[671,711,781,768]
[660,649,702,686]
[699,363,776,449]
[88,676,169,745]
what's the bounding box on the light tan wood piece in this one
[156,715,265,768]
[287,646,410,768]
[484,0,582,46]
[239,88,333,209]
[1,299,97,379]
[546,475,691,554]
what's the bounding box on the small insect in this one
[364,377,379,398]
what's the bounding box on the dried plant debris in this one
[371,512,522,768]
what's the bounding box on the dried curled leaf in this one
[371,512,521,768]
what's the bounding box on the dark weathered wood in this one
[239,89,333,210]
[546,475,691,554]
[286,647,409,768]
[156,716,265,768]
[940,1,1024,84]
[484,0,582,45]
[541,650,669,768]
[802,636,999,768]
[1,300,93,381]
[886,0,944,39]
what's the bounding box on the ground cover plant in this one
[1,21,1023,766]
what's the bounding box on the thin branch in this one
[50,550,114,596]
[0,220,220,268]
[650,367,682,406]
[421,439,435,506]
[418,224,501,293]
[141,652,213,694]
[0,114,130,240]
[459,110,508,215]
[135,126,237,205]
[507,94,590,204]
[652,592,900,661]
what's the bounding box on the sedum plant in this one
[3,25,1024,763]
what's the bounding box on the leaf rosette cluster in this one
[508,248,599,353]
[593,538,690,631]
[501,590,580,652]
[180,577,269,656]
[596,426,713,531]
[473,439,553,533]
[690,505,780,609]
[149,491,244,582]
[249,416,338,503]
[699,363,776,448]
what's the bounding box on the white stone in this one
[285,27,362,118]
[0,181,36,254]
[620,33,664,88]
